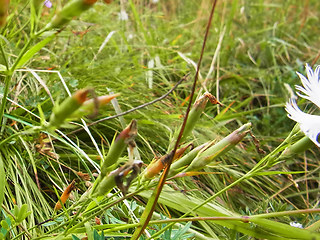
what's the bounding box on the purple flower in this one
[44,0,52,8]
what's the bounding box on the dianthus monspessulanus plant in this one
[285,64,320,147]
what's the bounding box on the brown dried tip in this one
[103,0,113,3]
[204,92,223,106]
[73,89,90,104]
[173,143,193,160]
[54,180,76,211]
[98,93,120,105]
[117,120,138,144]
[83,93,120,106]
[77,172,91,181]
[95,216,101,225]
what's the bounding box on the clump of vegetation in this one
[0,0,319,239]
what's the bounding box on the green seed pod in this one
[100,120,137,177]
[44,0,98,30]
[173,92,220,148]
[181,94,209,142]
[168,142,208,177]
[278,136,314,161]
[185,123,251,172]
[92,160,143,197]
[48,89,89,128]
[91,173,116,197]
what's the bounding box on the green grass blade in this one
[0,154,4,212]
[14,33,55,69]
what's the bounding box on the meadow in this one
[0,0,319,239]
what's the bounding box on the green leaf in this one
[84,222,94,240]
[71,235,81,240]
[172,222,192,240]
[13,205,19,218]
[0,64,6,72]
[42,221,58,227]
[93,229,101,240]
[14,33,55,69]
[253,171,305,176]
[93,229,104,240]
[16,204,31,223]
[0,221,9,231]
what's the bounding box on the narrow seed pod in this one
[44,0,98,30]
[185,123,251,172]
[173,143,193,160]
[54,180,76,211]
[278,136,314,162]
[92,160,143,197]
[168,142,209,177]
[178,92,221,145]
[48,89,89,128]
[100,120,137,177]
[68,93,120,119]
[0,0,10,27]
[91,172,116,198]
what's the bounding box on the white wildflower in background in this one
[285,64,320,147]
[290,221,303,229]
[118,10,128,21]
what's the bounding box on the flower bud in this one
[48,89,89,128]
[100,120,137,177]
[185,123,251,171]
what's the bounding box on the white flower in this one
[290,221,303,228]
[285,64,320,147]
[118,10,129,21]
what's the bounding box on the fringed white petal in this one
[286,98,320,147]
[295,64,320,109]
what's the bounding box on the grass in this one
[0,0,320,239]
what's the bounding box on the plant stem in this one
[0,74,12,126]
[0,39,9,69]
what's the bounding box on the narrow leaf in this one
[14,33,55,69]
[0,155,4,212]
